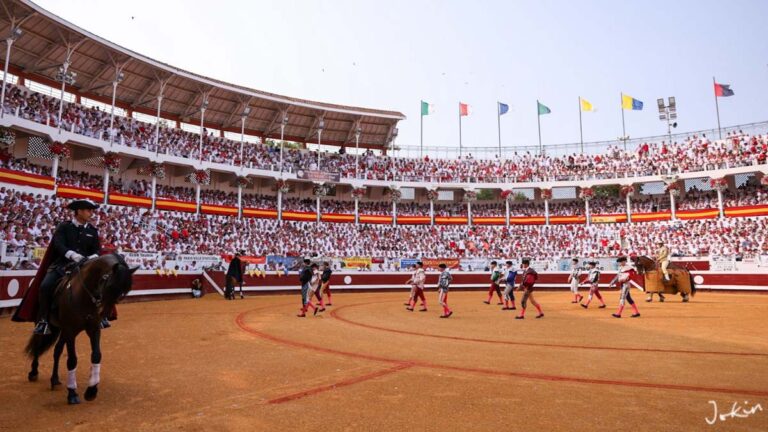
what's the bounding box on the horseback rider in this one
[33,199,105,335]
[655,240,671,282]
[225,250,245,300]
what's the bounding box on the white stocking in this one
[89,363,101,387]
[67,368,77,390]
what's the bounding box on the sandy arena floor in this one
[1,291,767,431]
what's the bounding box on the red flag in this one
[714,83,734,97]
[459,103,470,116]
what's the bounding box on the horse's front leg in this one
[84,327,101,402]
[28,352,39,382]
[65,338,80,405]
[50,336,65,390]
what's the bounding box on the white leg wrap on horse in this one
[67,368,77,390]
[89,364,101,387]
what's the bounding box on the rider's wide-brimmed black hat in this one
[616,256,628,263]
[67,199,99,211]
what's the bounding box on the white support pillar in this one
[626,194,632,224]
[102,167,109,205]
[467,201,472,227]
[429,200,435,226]
[277,189,283,223]
[505,199,510,227]
[1,28,22,118]
[584,199,591,227]
[153,80,167,154]
[354,127,361,179]
[392,201,397,227]
[52,157,60,192]
[56,63,70,134]
[669,191,677,221]
[544,199,550,226]
[716,188,724,219]
[108,67,124,147]
[316,123,324,169]
[198,106,206,161]
[354,198,359,225]
[279,114,288,173]
[239,115,246,168]
[316,196,321,224]
[237,184,243,220]
[195,184,201,215]
[150,176,157,211]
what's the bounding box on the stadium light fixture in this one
[9,27,22,41]
[657,97,677,143]
[1,27,24,117]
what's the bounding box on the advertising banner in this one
[709,255,736,272]
[343,257,372,268]
[296,170,340,182]
[399,258,420,269]
[421,258,460,269]
[123,252,161,268]
[460,258,494,271]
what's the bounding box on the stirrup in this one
[33,320,51,335]
[99,318,111,329]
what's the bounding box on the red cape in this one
[12,244,54,322]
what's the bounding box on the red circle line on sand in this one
[330,302,768,358]
[235,308,768,398]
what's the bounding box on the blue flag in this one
[498,102,509,115]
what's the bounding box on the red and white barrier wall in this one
[2,269,766,316]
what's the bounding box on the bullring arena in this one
[2,273,768,431]
[1,0,768,431]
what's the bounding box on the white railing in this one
[1,110,767,191]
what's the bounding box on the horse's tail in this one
[688,271,697,297]
[24,326,61,358]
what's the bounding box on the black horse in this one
[26,254,137,404]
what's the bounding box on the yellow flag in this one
[580,98,594,112]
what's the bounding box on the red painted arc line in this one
[331,302,768,358]
[267,364,412,404]
[235,309,768,398]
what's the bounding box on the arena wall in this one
[1,269,766,316]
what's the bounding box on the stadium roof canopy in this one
[0,0,406,149]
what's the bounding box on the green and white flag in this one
[421,100,435,116]
[537,101,551,115]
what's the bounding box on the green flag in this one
[421,100,434,116]
[537,101,551,115]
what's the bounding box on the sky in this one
[34,0,768,157]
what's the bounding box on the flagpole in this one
[497,102,502,158]
[578,96,584,153]
[620,92,627,151]
[713,76,722,139]
[458,102,463,158]
[536,100,542,156]
[420,106,424,158]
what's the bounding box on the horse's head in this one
[82,253,139,311]
[631,255,655,272]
